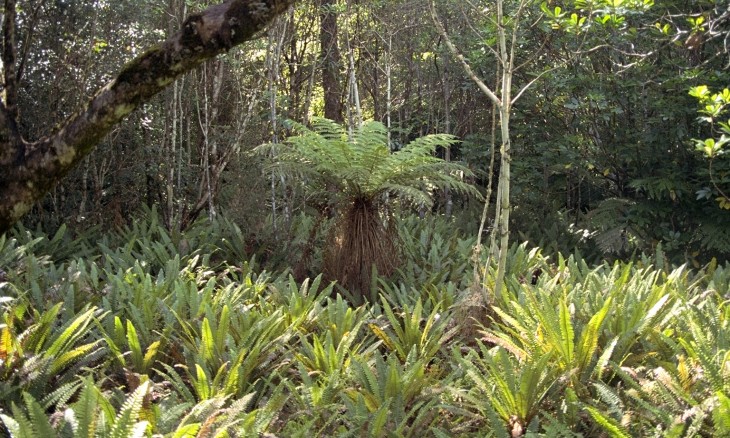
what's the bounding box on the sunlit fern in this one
[0,379,151,438]
[257,118,481,300]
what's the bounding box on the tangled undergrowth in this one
[0,213,729,437]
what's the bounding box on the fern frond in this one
[4,403,34,437]
[714,392,730,435]
[24,392,57,438]
[74,378,102,438]
[108,380,150,438]
[585,406,630,438]
[585,198,638,254]
[157,363,196,403]
[40,380,82,411]
[264,118,480,209]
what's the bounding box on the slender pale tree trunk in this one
[195,60,224,222]
[78,157,90,221]
[348,47,362,128]
[474,71,499,303]
[345,1,362,130]
[197,68,211,219]
[431,0,532,304]
[167,80,179,227]
[440,56,453,217]
[267,26,281,237]
[267,20,290,237]
[208,60,225,219]
[303,53,317,125]
[493,0,513,302]
[385,39,392,146]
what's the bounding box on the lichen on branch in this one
[0,0,296,233]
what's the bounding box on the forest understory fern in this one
[1,215,729,436]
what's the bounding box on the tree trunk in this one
[492,0,513,303]
[431,0,519,305]
[319,0,343,123]
[0,0,297,234]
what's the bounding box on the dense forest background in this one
[12,0,730,264]
[2,0,730,436]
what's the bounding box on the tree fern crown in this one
[258,118,482,208]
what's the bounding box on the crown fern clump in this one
[259,118,480,300]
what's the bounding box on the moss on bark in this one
[0,0,297,234]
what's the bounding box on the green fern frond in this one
[40,380,82,411]
[260,118,480,208]
[699,221,730,253]
[108,380,150,438]
[593,382,625,415]
[24,392,57,438]
[542,413,583,437]
[714,392,730,435]
[585,198,638,254]
[585,406,630,438]
[170,423,200,437]
[157,363,196,403]
[73,378,102,438]
[4,402,34,438]
[44,306,99,359]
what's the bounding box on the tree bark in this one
[319,0,343,123]
[0,0,296,234]
[431,0,519,304]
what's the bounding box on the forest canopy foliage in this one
[1,0,725,262]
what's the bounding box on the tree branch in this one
[0,0,296,234]
[429,0,502,107]
[16,0,45,84]
[2,0,19,123]
[512,66,558,105]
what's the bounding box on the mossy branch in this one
[0,0,296,234]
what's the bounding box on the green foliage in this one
[2,216,730,436]
[456,344,558,433]
[395,215,476,290]
[260,118,480,210]
[0,302,105,405]
[0,379,150,438]
[258,118,480,300]
[689,85,730,209]
[343,352,443,436]
[369,297,456,364]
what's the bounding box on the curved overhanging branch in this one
[0,0,296,234]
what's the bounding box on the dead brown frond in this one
[323,197,400,301]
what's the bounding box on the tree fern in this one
[257,118,480,299]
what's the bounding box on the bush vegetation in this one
[1,211,729,437]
